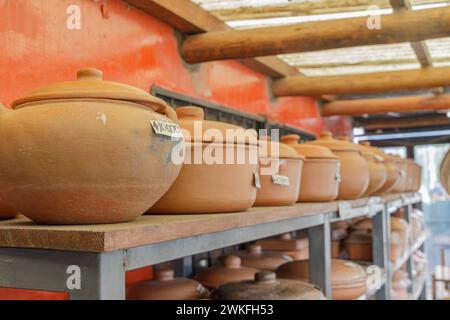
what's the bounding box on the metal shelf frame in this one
[0,192,425,300]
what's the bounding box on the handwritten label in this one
[272,175,290,186]
[150,120,183,139]
[254,173,261,189]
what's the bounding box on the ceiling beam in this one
[125,0,299,77]
[272,66,450,96]
[356,115,450,130]
[322,94,450,116]
[182,6,450,63]
[389,0,433,68]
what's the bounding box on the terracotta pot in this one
[307,132,369,200]
[391,156,408,193]
[441,150,450,195]
[331,240,341,259]
[231,244,293,271]
[0,68,182,225]
[331,224,348,259]
[345,230,402,262]
[276,259,367,300]
[255,233,309,260]
[126,269,209,300]
[194,256,259,289]
[212,271,325,300]
[0,196,20,220]
[254,137,304,206]
[281,134,340,202]
[359,142,401,195]
[350,140,387,196]
[149,106,258,214]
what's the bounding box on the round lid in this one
[233,245,293,271]
[255,233,309,251]
[307,132,359,152]
[259,136,304,160]
[211,271,325,300]
[194,256,259,289]
[360,141,393,161]
[12,68,168,112]
[126,269,209,300]
[276,259,367,287]
[176,106,258,145]
[281,135,338,159]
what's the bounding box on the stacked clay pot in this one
[0,68,182,224]
[212,271,325,300]
[254,136,304,206]
[276,259,367,300]
[307,132,369,200]
[391,156,409,193]
[331,222,349,259]
[150,106,259,214]
[255,233,309,261]
[231,244,293,271]
[194,256,258,290]
[281,134,340,202]
[126,269,209,300]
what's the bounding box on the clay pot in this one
[276,259,367,300]
[254,137,304,206]
[359,142,401,195]
[149,106,258,214]
[232,244,293,271]
[126,269,209,300]
[307,132,369,200]
[350,140,387,196]
[331,224,348,259]
[0,68,182,224]
[281,134,340,202]
[194,256,259,289]
[212,271,325,300]
[441,150,450,195]
[391,156,408,193]
[255,233,309,260]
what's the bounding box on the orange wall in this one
[0,0,324,135]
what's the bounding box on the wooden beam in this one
[272,67,450,97]
[125,0,299,78]
[389,0,433,68]
[322,95,450,116]
[356,115,450,130]
[182,7,450,63]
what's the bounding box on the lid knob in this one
[176,106,205,120]
[223,256,242,269]
[281,134,300,145]
[320,131,333,139]
[280,233,292,241]
[255,271,277,284]
[248,244,262,255]
[77,68,103,80]
[154,269,175,281]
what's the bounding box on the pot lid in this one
[211,271,325,300]
[352,217,408,232]
[255,233,309,251]
[126,269,209,300]
[259,136,304,160]
[12,68,168,112]
[176,106,258,145]
[306,132,359,152]
[276,259,367,287]
[281,135,338,159]
[232,245,293,271]
[194,256,258,289]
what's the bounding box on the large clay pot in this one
[281,134,340,202]
[149,106,258,214]
[254,137,304,206]
[194,256,259,290]
[412,162,422,192]
[231,244,293,271]
[0,68,182,225]
[276,259,367,300]
[126,269,209,300]
[255,233,309,260]
[359,142,401,195]
[212,271,325,300]
[391,156,408,193]
[307,132,369,200]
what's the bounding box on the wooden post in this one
[182,7,450,63]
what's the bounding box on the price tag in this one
[338,201,354,219]
[272,175,290,186]
[254,173,261,189]
[150,120,183,139]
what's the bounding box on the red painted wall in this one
[0,0,324,135]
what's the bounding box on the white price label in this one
[272,175,290,186]
[150,120,183,139]
[254,173,261,189]
[338,201,353,219]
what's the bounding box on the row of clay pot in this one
[0,68,422,225]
